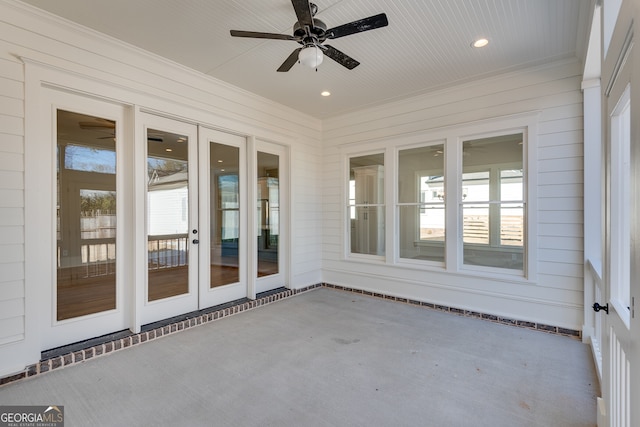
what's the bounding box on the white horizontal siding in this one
[0,152,22,171]
[0,281,24,302]
[0,1,325,375]
[0,317,24,346]
[538,248,583,264]
[0,133,23,154]
[0,189,23,207]
[538,130,583,147]
[538,170,583,185]
[322,59,585,329]
[0,46,24,355]
[0,244,23,263]
[290,142,323,287]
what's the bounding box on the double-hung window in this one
[348,153,385,256]
[348,125,529,276]
[398,143,445,263]
[461,133,525,271]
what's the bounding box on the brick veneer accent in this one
[322,283,582,339]
[0,282,580,387]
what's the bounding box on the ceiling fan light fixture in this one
[299,45,324,68]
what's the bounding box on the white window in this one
[346,119,534,279]
[348,153,385,256]
[398,143,445,263]
[462,133,525,271]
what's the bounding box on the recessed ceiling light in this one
[321,91,331,97]
[472,38,489,48]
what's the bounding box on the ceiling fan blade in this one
[277,48,302,72]
[291,0,314,28]
[326,13,388,39]
[230,30,296,41]
[78,121,115,130]
[322,45,360,70]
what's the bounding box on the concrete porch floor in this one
[0,287,598,426]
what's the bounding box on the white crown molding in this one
[2,0,321,132]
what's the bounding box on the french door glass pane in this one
[147,128,189,301]
[56,110,116,320]
[257,151,279,277]
[210,142,240,287]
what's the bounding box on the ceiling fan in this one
[230,0,388,71]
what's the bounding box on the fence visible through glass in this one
[56,110,117,320]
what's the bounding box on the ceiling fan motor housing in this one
[293,18,327,46]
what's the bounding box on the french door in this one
[139,115,252,325]
[40,98,285,348]
[198,127,247,308]
[138,114,200,325]
[41,89,130,350]
[254,140,289,294]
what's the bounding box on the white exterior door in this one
[198,128,248,307]
[600,1,638,425]
[138,113,200,325]
[38,89,131,350]
[254,140,289,295]
[35,98,288,347]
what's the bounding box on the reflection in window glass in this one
[56,110,117,320]
[398,144,445,262]
[146,128,190,301]
[65,145,116,174]
[349,153,385,256]
[462,134,524,271]
[80,189,116,240]
[257,151,279,277]
[211,143,240,287]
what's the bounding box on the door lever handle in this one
[592,302,609,314]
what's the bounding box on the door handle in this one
[192,239,199,244]
[592,302,609,314]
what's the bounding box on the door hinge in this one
[632,297,635,319]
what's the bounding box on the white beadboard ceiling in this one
[20,0,593,119]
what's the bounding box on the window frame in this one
[396,141,446,266]
[346,150,387,261]
[343,113,538,282]
[458,130,528,277]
